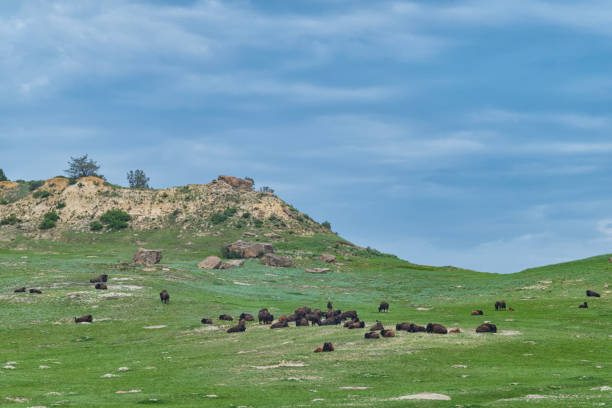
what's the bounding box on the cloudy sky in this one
[2,0,612,273]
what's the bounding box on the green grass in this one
[0,230,610,407]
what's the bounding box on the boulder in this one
[198,256,223,269]
[224,240,274,258]
[264,232,282,239]
[319,254,336,263]
[244,232,257,237]
[219,260,245,270]
[261,253,293,267]
[217,175,253,190]
[133,248,162,265]
[305,268,330,274]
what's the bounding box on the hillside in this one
[0,175,328,237]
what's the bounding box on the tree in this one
[0,169,7,182]
[322,221,331,230]
[127,169,150,189]
[65,154,103,179]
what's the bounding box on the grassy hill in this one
[0,180,610,407]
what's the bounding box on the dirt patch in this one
[252,361,307,370]
[390,393,451,400]
[143,325,167,329]
[115,390,141,394]
[339,386,370,390]
[498,330,521,336]
[416,307,432,311]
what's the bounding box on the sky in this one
[1,0,612,273]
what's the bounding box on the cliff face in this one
[0,176,325,235]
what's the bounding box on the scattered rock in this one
[390,393,451,401]
[217,175,253,190]
[101,373,119,378]
[224,240,274,258]
[198,256,223,269]
[339,386,370,390]
[244,232,257,237]
[117,367,129,371]
[115,390,141,394]
[306,268,330,274]
[219,260,244,269]
[132,248,162,265]
[143,325,167,329]
[452,364,467,368]
[264,232,282,239]
[261,253,293,267]
[319,254,336,263]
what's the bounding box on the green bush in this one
[39,219,56,230]
[322,221,332,230]
[210,212,228,224]
[28,180,44,191]
[253,218,263,228]
[32,190,51,199]
[44,211,60,222]
[99,209,131,230]
[56,201,66,209]
[0,199,8,205]
[89,221,103,231]
[242,212,251,219]
[223,207,238,217]
[0,214,20,225]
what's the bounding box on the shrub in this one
[259,186,274,193]
[28,180,44,191]
[32,190,51,199]
[56,201,66,209]
[0,169,7,182]
[253,218,263,228]
[0,214,20,225]
[210,212,228,224]
[44,211,60,222]
[65,154,103,179]
[39,219,56,230]
[234,220,246,229]
[99,209,131,230]
[223,207,238,217]
[242,212,251,219]
[322,221,332,230]
[0,199,8,205]
[89,221,103,231]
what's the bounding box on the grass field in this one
[0,229,610,407]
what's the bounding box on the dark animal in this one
[321,316,341,326]
[509,307,515,312]
[219,314,234,321]
[365,331,380,339]
[578,302,588,308]
[75,314,93,323]
[201,318,213,324]
[327,301,333,310]
[95,283,107,290]
[270,319,289,329]
[344,318,359,327]
[378,301,389,312]
[285,314,298,322]
[370,321,384,331]
[306,313,322,326]
[339,310,358,321]
[294,307,312,317]
[90,274,108,283]
[314,347,323,353]
[586,290,601,297]
[408,323,426,332]
[396,322,411,331]
[14,287,26,293]
[471,310,483,315]
[347,321,365,329]
[476,322,497,333]
[258,308,273,324]
[325,309,342,318]
[239,313,254,321]
[295,317,309,326]
[426,323,448,334]
[494,301,506,311]
[381,329,395,337]
[227,319,246,333]
[29,289,42,294]
[322,342,334,352]
[160,290,169,304]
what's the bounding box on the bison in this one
[365,331,380,339]
[396,322,411,331]
[327,301,333,310]
[159,290,169,304]
[471,310,483,315]
[294,307,312,317]
[239,313,254,321]
[347,321,365,329]
[306,313,322,326]
[322,342,334,352]
[14,287,26,293]
[408,323,426,332]
[378,301,389,312]
[476,322,497,333]
[219,314,233,321]
[29,289,42,294]
[321,316,341,326]
[295,317,309,326]
[494,301,506,311]
[578,302,588,308]
[75,314,93,323]
[270,319,289,329]
[227,319,246,333]
[258,308,273,324]
[90,274,108,283]
[449,328,461,333]
[339,310,358,321]
[586,290,601,297]
[426,323,447,334]
[381,329,395,337]
[369,321,384,331]
[95,283,107,290]
[201,318,213,324]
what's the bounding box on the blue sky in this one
[2,0,612,273]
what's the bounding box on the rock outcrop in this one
[225,240,274,258]
[198,256,223,269]
[261,253,293,267]
[319,254,336,263]
[219,260,245,269]
[217,175,253,190]
[133,248,162,265]
[305,268,330,274]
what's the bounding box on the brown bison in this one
[426,323,447,334]
[239,313,255,321]
[270,319,289,329]
[325,309,342,318]
[227,319,246,333]
[449,328,461,333]
[509,307,515,312]
[219,314,234,321]
[378,301,389,312]
[381,329,395,337]
[258,309,273,324]
[327,301,333,310]
[586,290,600,297]
[578,302,588,308]
[365,332,380,339]
[471,310,483,315]
[306,313,322,326]
[75,314,93,323]
[29,289,42,294]
[408,323,426,332]
[476,322,497,333]
[201,318,213,324]
[395,322,411,331]
[295,317,309,326]
[322,342,334,352]
[90,274,108,283]
[14,287,26,293]
[494,301,506,311]
[321,316,341,326]
[160,290,169,304]
[294,307,312,317]
[95,283,107,290]
[369,321,384,331]
[339,310,358,321]
[347,321,365,329]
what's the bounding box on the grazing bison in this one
[295,317,309,327]
[239,313,254,321]
[90,274,108,283]
[227,319,246,333]
[578,302,588,308]
[586,290,601,297]
[95,283,107,290]
[327,301,333,310]
[494,301,506,311]
[369,321,384,331]
[306,313,322,326]
[219,314,234,321]
[449,328,461,333]
[325,309,342,318]
[396,322,411,331]
[426,323,447,334]
[471,310,483,315]
[408,323,426,332]
[159,290,169,304]
[476,322,497,333]
[14,287,26,293]
[201,318,213,324]
[75,314,93,323]
[258,309,273,324]
[365,331,380,339]
[294,307,312,317]
[381,329,395,337]
[378,301,389,312]
[270,319,288,329]
[29,289,42,294]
